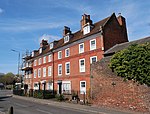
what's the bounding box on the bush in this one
[55,94,64,101]
[109,43,150,86]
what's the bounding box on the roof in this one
[26,13,116,59]
[53,16,111,50]
[104,36,150,55]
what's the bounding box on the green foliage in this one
[55,94,64,101]
[0,72,17,85]
[109,42,150,86]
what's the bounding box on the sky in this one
[0,0,150,74]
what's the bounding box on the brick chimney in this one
[80,14,93,31]
[117,13,128,42]
[40,39,48,48]
[63,26,71,37]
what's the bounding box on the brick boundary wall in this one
[90,57,150,113]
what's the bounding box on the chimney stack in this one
[40,39,48,48]
[80,14,93,31]
[63,26,71,37]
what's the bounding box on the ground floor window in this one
[47,82,53,90]
[80,81,86,94]
[62,81,71,94]
[33,83,39,90]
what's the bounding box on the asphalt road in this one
[0,90,94,114]
[0,90,135,114]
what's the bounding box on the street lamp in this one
[11,49,20,82]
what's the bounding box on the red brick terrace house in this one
[22,13,128,99]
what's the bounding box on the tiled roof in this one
[104,36,150,55]
[30,13,114,59]
[53,16,111,50]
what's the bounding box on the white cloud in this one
[0,8,4,14]
[39,34,60,43]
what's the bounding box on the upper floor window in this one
[90,56,97,64]
[34,69,37,78]
[79,59,85,72]
[83,25,90,35]
[90,39,96,50]
[48,54,52,62]
[48,66,52,76]
[65,62,70,75]
[43,67,46,77]
[58,51,62,59]
[34,60,37,66]
[50,43,53,49]
[58,64,62,76]
[38,68,41,77]
[43,56,46,64]
[65,48,70,57]
[38,58,42,65]
[64,35,69,43]
[79,43,84,53]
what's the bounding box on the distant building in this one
[0,83,4,89]
[22,13,128,99]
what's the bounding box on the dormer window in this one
[32,51,34,57]
[83,23,91,35]
[50,43,53,49]
[39,48,42,54]
[64,35,70,43]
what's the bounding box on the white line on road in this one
[36,109,53,114]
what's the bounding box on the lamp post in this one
[11,49,20,82]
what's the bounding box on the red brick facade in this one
[22,13,128,99]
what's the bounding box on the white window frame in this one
[90,56,97,64]
[90,39,96,50]
[80,81,86,94]
[83,25,90,35]
[58,64,62,76]
[64,35,69,43]
[47,82,53,90]
[79,43,84,53]
[48,66,52,76]
[50,43,53,49]
[39,48,42,53]
[79,59,85,72]
[62,81,71,94]
[43,67,46,77]
[65,48,70,57]
[38,58,42,65]
[43,56,46,64]
[65,62,70,75]
[38,68,41,77]
[34,69,37,78]
[48,54,52,62]
[34,60,37,66]
[58,51,62,59]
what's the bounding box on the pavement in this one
[12,95,144,114]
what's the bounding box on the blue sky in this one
[0,0,150,74]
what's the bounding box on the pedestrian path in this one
[12,95,144,114]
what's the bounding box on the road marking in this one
[36,109,53,114]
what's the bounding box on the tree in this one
[0,72,16,85]
[109,42,150,86]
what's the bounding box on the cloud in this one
[0,18,72,32]
[39,34,60,43]
[0,8,4,14]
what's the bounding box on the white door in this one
[80,81,86,94]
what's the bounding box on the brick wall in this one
[91,57,150,113]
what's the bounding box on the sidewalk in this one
[12,95,145,114]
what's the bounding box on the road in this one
[0,90,134,114]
